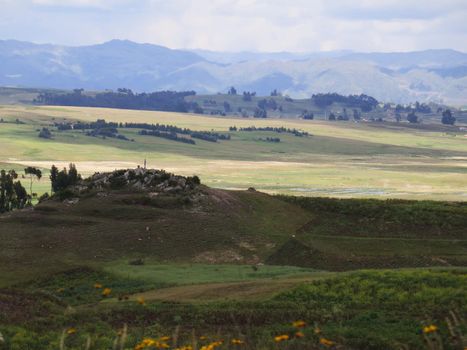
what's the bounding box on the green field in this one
[2,266,466,349]
[0,104,466,200]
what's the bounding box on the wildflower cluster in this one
[93,282,112,297]
[134,337,171,349]
[231,339,244,345]
[272,320,338,348]
[319,338,336,347]
[274,334,289,343]
[199,340,223,350]
[423,325,438,334]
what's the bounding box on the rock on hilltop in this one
[84,168,200,193]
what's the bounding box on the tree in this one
[24,167,42,201]
[223,101,231,113]
[38,127,53,139]
[270,89,280,96]
[267,98,278,110]
[243,91,255,102]
[328,113,336,121]
[193,104,204,114]
[228,86,237,95]
[353,109,361,121]
[254,108,267,118]
[257,99,267,109]
[301,110,314,120]
[13,181,28,207]
[68,163,79,185]
[50,164,81,193]
[0,169,28,213]
[50,165,58,193]
[407,112,418,123]
[441,109,456,125]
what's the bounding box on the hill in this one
[1,168,466,287]
[2,40,467,104]
[0,168,466,349]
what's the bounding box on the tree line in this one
[229,126,309,137]
[54,120,231,144]
[0,164,80,213]
[312,93,378,112]
[35,89,197,113]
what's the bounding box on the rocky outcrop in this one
[79,168,201,194]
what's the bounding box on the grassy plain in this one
[0,105,466,200]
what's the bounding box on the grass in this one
[103,262,315,286]
[0,185,465,288]
[0,105,466,200]
[268,196,467,270]
[1,268,466,349]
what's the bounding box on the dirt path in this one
[124,273,334,303]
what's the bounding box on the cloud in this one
[0,0,466,52]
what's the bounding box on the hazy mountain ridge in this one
[1,39,467,105]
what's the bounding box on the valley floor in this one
[0,105,466,200]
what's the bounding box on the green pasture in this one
[0,105,466,200]
[103,262,315,286]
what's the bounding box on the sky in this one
[1,0,466,52]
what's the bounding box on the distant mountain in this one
[1,39,467,105]
[191,49,352,64]
[0,39,205,91]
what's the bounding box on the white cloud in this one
[0,0,466,52]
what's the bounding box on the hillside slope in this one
[0,169,466,287]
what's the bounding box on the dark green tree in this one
[407,112,418,123]
[50,165,58,193]
[0,169,28,213]
[38,127,53,139]
[68,163,79,185]
[441,109,456,125]
[50,164,81,193]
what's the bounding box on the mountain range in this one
[1,39,467,105]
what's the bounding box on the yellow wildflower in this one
[274,334,289,342]
[200,341,223,350]
[175,346,193,350]
[102,288,112,297]
[423,325,438,334]
[292,320,306,328]
[295,331,305,338]
[319,337,335,347]
[94,283,103,289]
[231,338,244,345]
[66,328,76,335]
[137,297,146,305]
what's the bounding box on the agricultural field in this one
[0,104,466,200]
